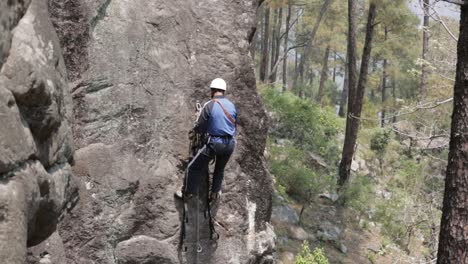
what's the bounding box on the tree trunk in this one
[295,0,333,85]
[270,7,283,83]
[420,0,430,102]
[381,59,387,127]
[436,4,468,263]
[317,45,331,104]
[270,8,278,75]
[338,55,349,117]
[338,1,377,188]
[333,51,337,83]
[259,5,270,82]
[392,77,397,123]
[282,1,292,92]
[381,28,388,128]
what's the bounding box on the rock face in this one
[0,0,77,263]
[1,0,273,262]
[35,0,272,263]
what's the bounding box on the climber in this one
[176,78,237,203]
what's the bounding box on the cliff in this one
[0,0,275,263]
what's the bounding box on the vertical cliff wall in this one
[1,0,274,263]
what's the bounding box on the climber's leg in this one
[211,140,235,194]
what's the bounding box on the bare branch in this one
[429,5,459,42]
[348,97,454,121]
[442,0,466,5]
[267,43,308,80]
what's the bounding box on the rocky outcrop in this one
[37,0,272,263]
[1,0,273,262]
[0,0,77,263]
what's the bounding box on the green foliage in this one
[295,242,329,264]
[261,86,343,163]
[370,129,392,156]
[342,176,375,215]
[269,142,334,204]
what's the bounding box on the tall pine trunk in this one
[338,1,377,188]
[259,6,270,82]
[282,1,292,92]
[317,45,331,104]
[339,55,349,117]
[381,28,388,127]
[436,4,468,263]
[381,59,388,127]
[420,0,430,102]
[333,51,337,83]
[392,77,397,123]
[270,7,283,83]
[294,0,333,85]
[270,8,278,76]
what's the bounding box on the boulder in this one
[317,223,342,242]
[272,204,299,225]
[289,226,309,241]
[281,252,295,264]
[319,193,339,203]
[114,236,178,264]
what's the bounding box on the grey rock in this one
[319,193,339,202]
[0,86,36,174]
[0,0,75,262]
[307,152,328,169]
[49,0,273,262]
[0,0,31,66]
[339,243,347,254]
[251,223,276,259]
[289,226,309,241]
[272,204,299,225]
[114,236,178,264]
[27,231,67,264]
[281,252,295,263]
[0,161,65,263]
[317,223,342,242]
[2,0,273,263]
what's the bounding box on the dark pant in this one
[185,138,235,195]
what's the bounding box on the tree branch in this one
[442,0,466,5]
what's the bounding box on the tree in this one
[294,0,333,86]
[270,6,283,83]
[338,1,377,188]
[260,4,271,82]
[338,55,348,117]
[282,0,292,92]
[317,44,330,104]
[436,3,468,263]
[420,0,430,102]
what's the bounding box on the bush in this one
[260,86,343,164]
[370,129,392,155]
[269,143,334,203]
[295,242,329,264]
[342,175,375,215]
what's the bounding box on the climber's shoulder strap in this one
[212,98,236,126]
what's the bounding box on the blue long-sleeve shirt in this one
[193,95,237,137]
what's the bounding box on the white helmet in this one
[210,78,227,91]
